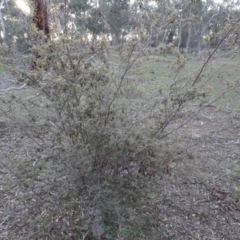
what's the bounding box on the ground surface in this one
[0,54,240,239]
[157,106,240,239]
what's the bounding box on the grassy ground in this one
[139,53,240,239]
[0,53,240,239]
[140,53,240,109]
[125,52,240,238]
[154,107,240,239]
[0,67,4,74]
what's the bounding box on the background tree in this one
[196,2,225,59]
[32,0,50,39]
[0,0,30,51]
[98,0,131,44]
[68,0,92,33]
[0,0,7,45]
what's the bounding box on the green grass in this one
[138,53,240,111]
[0,67,5,74]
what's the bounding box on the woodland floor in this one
[157,106,240,239]
[0,56,240,239]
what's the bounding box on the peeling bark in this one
[32,0,50,40]
[31,0,50,69]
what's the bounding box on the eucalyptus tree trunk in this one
[32,0,50,40]
[177,10,183,51]
[31,0,50,69]
[197,11,225,60]
[53,3,64,36]
[186,6,192,52]
[63,0,68,35]
[0,0,7,45]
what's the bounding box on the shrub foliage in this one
[1,20,238,239]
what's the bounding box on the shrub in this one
[1,25,237,239]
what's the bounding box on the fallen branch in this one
[0,83,26,93]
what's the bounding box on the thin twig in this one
[0,83,26,92]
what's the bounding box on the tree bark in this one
[53,3,64,37]
[31,0,50,69]
[32,0,50,40]
[177,10,183,51]
[0,0,7,45]
[186,6,192,52]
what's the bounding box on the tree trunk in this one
[31,0,50,69]
[178,11,183,51]
[197,11,225,60]
[63,0,68,35]
[0,0,7,45]
[53,3,64,37]
[186,22,192,52]
[32,0,50,40]
[186,6,192,52]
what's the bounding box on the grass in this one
[120,53,240,238]
[0,63,5,73]
[138,53,240,111]
[154,53,240,238]
[1,52,240,239]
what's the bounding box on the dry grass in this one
[1,53,240,239]
[155,107,240,239]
